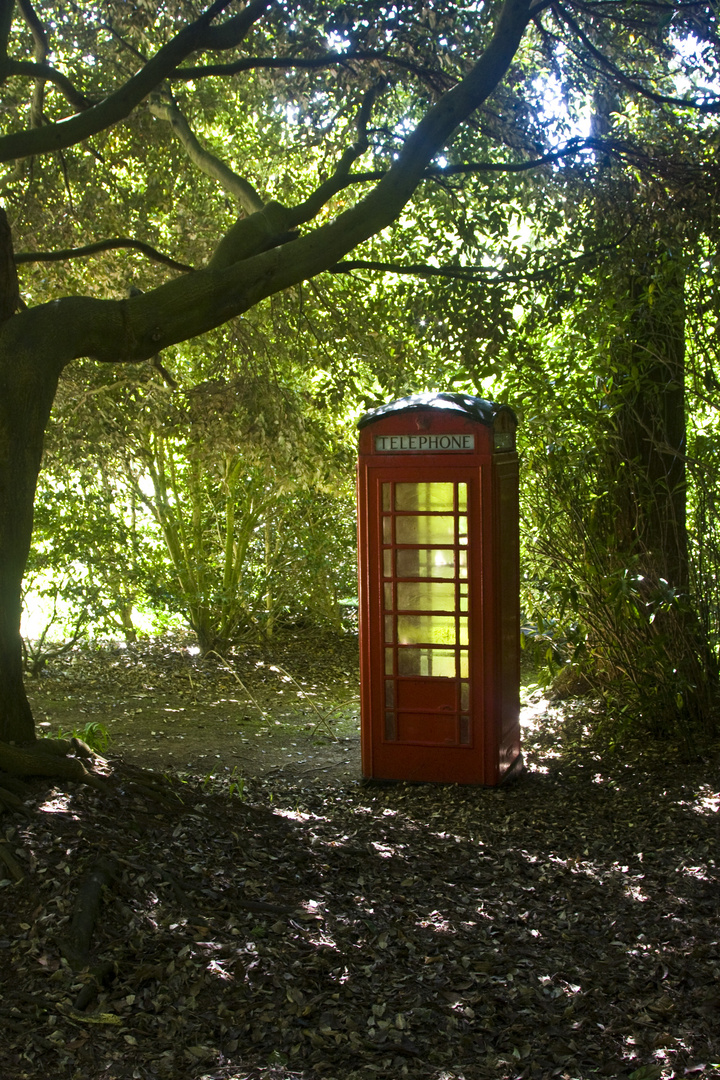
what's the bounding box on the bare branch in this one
[17,0,49,126]
[15,238,193,273]
[288,80,387,228]
[426,137,612,176]
[555,2,720,114]
[0,0,270,164]
[173,49,452,88]
[96,10,150,68]
[328,224,635,284]
[292,137,621,198]
[4,59,93,112]
[16,0,47,55]
[327,253,592,282]
[149,94,264,214]
[330,259,506,279]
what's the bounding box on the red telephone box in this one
[357,392,521,785]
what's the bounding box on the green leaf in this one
[628,1066,662,1080]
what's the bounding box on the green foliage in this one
[26,461,164,645]
[31,311,361,652]
[46,721,112,754]
[521,440,715,746]
[495,223,720,745]
[228,769,245,801]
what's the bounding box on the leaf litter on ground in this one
[1,637,719,1080]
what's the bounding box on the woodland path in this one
[25,634,363,782]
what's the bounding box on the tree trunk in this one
[608,244,717,729]
[0,334,64,744]
[613,246,688,589]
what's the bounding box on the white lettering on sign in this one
[374,433,475,452]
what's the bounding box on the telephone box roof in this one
[357,392,515,429]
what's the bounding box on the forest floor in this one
[25,633,364,781]
[1,635,719,1080]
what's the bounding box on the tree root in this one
[0,840,25,881]
[0,783,29,813]
[59,858,120,1011]
[61,857,117,971]
[73,960,118,1012]
[0,772,30,795]
[0,740,105,789]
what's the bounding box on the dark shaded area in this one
[0,682,718,1079]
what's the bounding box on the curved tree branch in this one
[0,0,534,371]
[149,94,264,214]
[0,0,269,163]
[4,59,93,113]
[555,2,720,115]
[15,238,193,273]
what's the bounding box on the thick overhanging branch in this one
[15,238,193,273]
[266,0,534,272]
[1,0,533,370]
[206,201,297,271]
[173,0,533,304]
[253,0,533,257]
[149,94,264,214]
[0,0,270,163]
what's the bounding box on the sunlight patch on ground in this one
[679,864,714,883]
[520,692,551,731]
[694,784,719,817]
[38,793,73,815]
[274,808,311,821]
[520,692,556,772]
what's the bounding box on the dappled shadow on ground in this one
[2,647,719,1080]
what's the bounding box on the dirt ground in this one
[25,633,363,782]
[5,635,719,1080]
